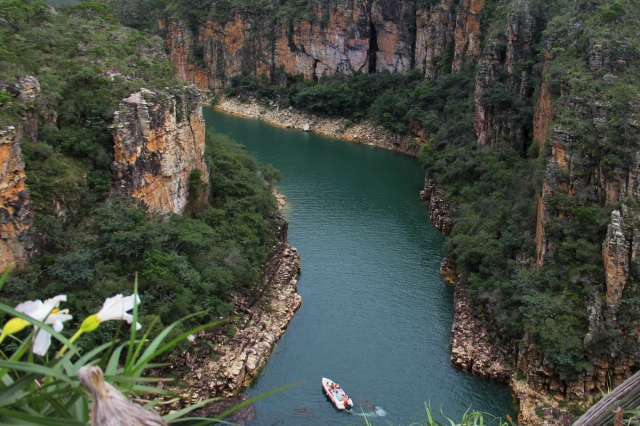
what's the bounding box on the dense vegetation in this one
[0,1,282,351]
[196,0,640,377]
[4,0,640,381]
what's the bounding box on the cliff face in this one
[165,0,486,89]
[474,0,533,148]
[111,86,208,214]
[0,76,38,273]
[0,127,32,273]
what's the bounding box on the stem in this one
[57,329,83,358]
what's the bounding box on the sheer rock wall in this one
[111,86,208,214]
[0,127,32,273]
[0,76,38,273]
[164,0,487,89]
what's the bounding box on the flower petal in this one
[17,295,67,322]
[45,310,73,328]
[33,329,52,356]
[121,294,140,312]
[97,294,123,322]
[14,300,42,316]
[119,313,142,330]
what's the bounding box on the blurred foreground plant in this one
[0,267,294,425]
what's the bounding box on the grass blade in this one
[0,361,72,384]
[105,344,125,376]
[0,408,86,425]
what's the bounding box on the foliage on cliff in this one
[0,2,282,351]
[104,0,352,31]
[215,0,640,378]
[5,129,281,351]
[433,0,640,378]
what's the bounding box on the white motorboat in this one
[322,377,353,410]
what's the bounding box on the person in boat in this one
[342,395,352,410]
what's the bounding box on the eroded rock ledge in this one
[157,218,301,415]
[215,98,424,156]
[419,176,454,234]
[450,282,513,383]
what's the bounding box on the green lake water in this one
[203,108,517,425]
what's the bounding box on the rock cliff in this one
[419,176,454,234]
[164,0,486,89]
[0,76,39,273]
[110,86,208,214]
[0,127,33,273]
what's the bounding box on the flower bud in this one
[79,314,101,333]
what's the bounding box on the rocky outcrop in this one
[439,255,457,284]
[155,218,301,413]
[511,378,575,425]
[110,86,208,214]
[474,1,534,148]
[517,346,636,404]
[0,76,39,273]
[453,0,485,73]
[450,281,513,383]
[419,176,454,234]
[215,97,424,156]
[603,210,630,311]
[0,127,33,273]
[165,0,487,88]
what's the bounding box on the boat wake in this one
[350,406,387,418]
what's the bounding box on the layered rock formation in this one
[111,86,208,214]
[419,176,454,234]
[0,76,39,273]
[449,282,513,383]
[165,0,486,89]
[0,127,32,273]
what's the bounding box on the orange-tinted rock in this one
[603,210,630,309]
[439,255,457,284]
[533,48,554,150]
[0,127,33,273]
[415,1,455,79]
[165,0,488,88]
[111,86,208,214]
[453,0,484,73]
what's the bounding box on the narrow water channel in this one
[203,109,516,425]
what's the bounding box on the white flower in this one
[15,295,67,322]
[33,309,73,356]
[9,295,71,356]
[96,294,141,330]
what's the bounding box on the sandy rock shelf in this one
[214,98,425,157]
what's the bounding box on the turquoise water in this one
[203,109,517,425]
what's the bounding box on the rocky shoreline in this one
[422,177,579,425]
[214,97,424,157]
[450,282,513,384]
[419,176,454,234]
[156,217,301,421]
